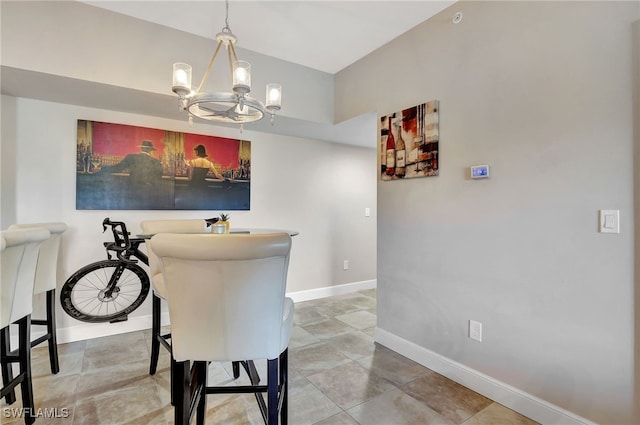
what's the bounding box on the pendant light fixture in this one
[172,0,282,125]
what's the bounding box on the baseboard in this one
[375,328,597,425]
[55,279,377,344]
[286,279,377,303]
[56,312,171,344]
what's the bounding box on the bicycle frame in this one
[101,218,149,298]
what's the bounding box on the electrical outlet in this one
[343,260,349,270]
[469,320,482,342]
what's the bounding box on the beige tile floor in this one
[2,289,539,425]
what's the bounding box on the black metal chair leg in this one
[173,360,191,425]
[149,293,161,375]
[232,361,240,379]
[170,353,177,406]
[280,349,288,425]
[0,326,16,404]
[267,358,278,425]
[46,289,59,374]
[195,361,207,425]
[18,316,35,425]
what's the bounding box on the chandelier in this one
[171,0,282,125]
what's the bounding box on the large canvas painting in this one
[380,100,439,180]
[76,120,250,210]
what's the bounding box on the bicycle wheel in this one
[60,260,150,323]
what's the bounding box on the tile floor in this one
[2,289,539,424]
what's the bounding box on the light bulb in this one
[268,88,280,103]
[172,62,192,96]
[175,69,188,85]
[266,83,282,109]
[232,61,251,94]
[234,68,248,84]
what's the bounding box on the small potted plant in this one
[219,213,230,233]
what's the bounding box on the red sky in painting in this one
[91,121,240,168]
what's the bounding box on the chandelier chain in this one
[224,0,230,32]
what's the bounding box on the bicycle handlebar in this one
[102,217,138,264]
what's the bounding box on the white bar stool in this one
[150,232,294,425]
[9,222,67,374]
[0,227,50,425]
[139,219,209,380]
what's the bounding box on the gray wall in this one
[633,17,640,425]
[336,1,639,424]
[0,95,17,226]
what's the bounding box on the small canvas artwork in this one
[76,120,251,210]
[380,100,439,180]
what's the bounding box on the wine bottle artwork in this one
[379,100,439,181]
[385,116,395,176]
[395,122,406,178]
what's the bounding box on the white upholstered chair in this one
[149,232,294,425]
[9,222,67,374]
[139,219,209,376]
[0,227,50,425]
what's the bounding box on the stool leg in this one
[173,360,191,425]
[170,353,175,406]
[232,361,240,379]
[149,293,161,375]
[0,326,16,404]
[195,361,207,425]
[267,358,278,425]
[18,316,35,425]
[46,289,60,374]
[280,349,288,425]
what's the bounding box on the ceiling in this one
[82,1,457,74]
[4,1,457,147]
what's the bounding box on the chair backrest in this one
[8,222,67,294]
[140,219,208,236]
[140,219,208,297]
[0,228,50,327]
[149,233,292,362]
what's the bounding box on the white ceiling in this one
[82,1,456,74]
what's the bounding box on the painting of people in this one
[76,120,251,210]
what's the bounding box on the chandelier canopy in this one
[171,0,282,125]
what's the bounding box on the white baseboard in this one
[55,279,377,344]
[56,312,171,344]
[375,328,597,425]
[286,279,376,303]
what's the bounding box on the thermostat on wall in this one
[471,165,490,179]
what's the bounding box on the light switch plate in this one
[599,210,620,233]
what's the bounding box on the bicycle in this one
[60,217,220,323]
[60,218,150,323]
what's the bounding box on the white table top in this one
[228,228,299,237]
[138,228,298,239]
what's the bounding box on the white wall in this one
[336,1,639,424]
[1,96,376,340]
